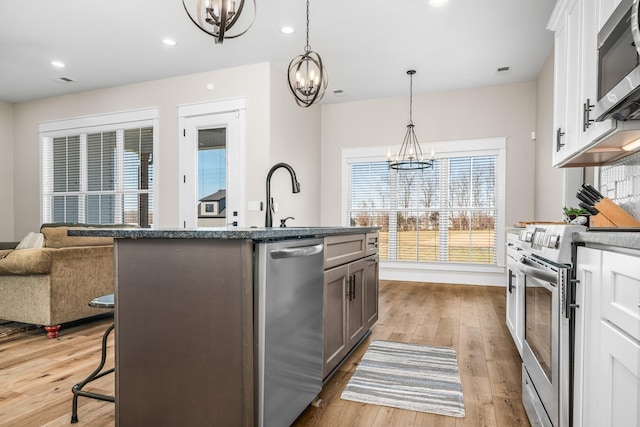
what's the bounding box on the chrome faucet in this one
[265,163,301,227]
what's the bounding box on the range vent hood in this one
[557,120,640,167]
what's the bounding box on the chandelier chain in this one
[305,0,311,52]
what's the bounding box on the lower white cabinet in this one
[575,246,640,427]
[506,258,524,356]
[598,320,640,427]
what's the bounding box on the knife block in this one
[590,198,640,227]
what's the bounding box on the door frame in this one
[178,98,246,228]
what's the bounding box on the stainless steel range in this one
[516,224,585,427]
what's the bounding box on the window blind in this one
[42,125,154,226]
[348,155,497,265]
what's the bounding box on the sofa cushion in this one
[41,227,113,248]
[0,249,13,259]
[0,248,54,275]
[15,232,45,250]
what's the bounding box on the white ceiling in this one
[0,0,557,104]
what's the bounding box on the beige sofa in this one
[0,224,124,338]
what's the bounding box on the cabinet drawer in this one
[601,251,640,341]
[365,232,379,256]
[324,234,366,269]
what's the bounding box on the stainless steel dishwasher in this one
[255,238,324,427]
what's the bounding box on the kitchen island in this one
[69,226,379,427]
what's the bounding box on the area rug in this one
[341,340,465,417]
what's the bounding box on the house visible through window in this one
[345,140,504,266]
[40,109,157,227]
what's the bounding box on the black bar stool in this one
[70,294,115,423]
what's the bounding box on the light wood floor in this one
[0,281,529,427]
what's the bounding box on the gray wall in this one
[9,62,321,239]
[320,81,538,228]
[0,101,14,240]
[535,50,566,221]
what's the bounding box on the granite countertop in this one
[573,231,640,251]
[68,226,381,241]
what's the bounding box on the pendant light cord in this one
[409,72,413,125]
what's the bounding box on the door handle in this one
[508,271,514,294]
[270,244,323,259]
[583,99,595,131]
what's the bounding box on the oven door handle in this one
[518,258,558,285]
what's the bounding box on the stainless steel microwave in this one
[595,0,640,121]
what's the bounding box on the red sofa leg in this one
[44,325,61,339]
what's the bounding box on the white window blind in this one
[42,121,155,227]
[348,154,498,265]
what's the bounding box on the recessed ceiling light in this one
[162,38,177,47]
[51,60,66,69]
[280,25,295,34]
[429,0,449,6]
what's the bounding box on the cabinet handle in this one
[346,276,352,301]
[508,271,514,294]
[583,99,595,131]
[352,275,356,300]
[556,128,565,152]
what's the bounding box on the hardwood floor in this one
[0,281,529,427]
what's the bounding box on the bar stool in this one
[70,294,115,423]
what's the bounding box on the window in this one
[344,138,505,267]
[40,109,158,227]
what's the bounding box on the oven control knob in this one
[548,234,560,249]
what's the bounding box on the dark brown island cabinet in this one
[323,232,379,379]
[69,227,379,427]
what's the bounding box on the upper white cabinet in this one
[598,0,623,30]
[548,0,623,167]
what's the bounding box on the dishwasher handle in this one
[270,244,324,259]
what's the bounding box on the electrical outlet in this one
[248,201,261,211]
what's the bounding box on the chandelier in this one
[388,70,434,170]
[287,0,328,107]
[182,0,256,44]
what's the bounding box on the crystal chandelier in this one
[287,0,328,107]
[388,70,434,170]
[182,0,256,44]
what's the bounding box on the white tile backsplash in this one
[599,151,640,220]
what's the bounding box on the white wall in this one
[268,64,322,227]
[0,101,14,241]
[320,81,538,228]
[10,62,321,238]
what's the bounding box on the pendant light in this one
[388,70,434,170]
[287,0,328,107]
[182,0,256,44]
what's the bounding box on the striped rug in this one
[341,340,465,417]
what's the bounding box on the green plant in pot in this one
[563,206,590,224]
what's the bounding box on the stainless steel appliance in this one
[596,0,640,121]
[254,238,324,427]
[516,224,585,427]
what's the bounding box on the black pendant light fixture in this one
[287,0,328,107]
[182,0,256,44]
[388,70,434,170]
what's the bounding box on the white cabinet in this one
[505,232,524,357]
[548,0,620,167]
[598,320,640,427]
[575,246,640,427]
[597,0,623,30]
